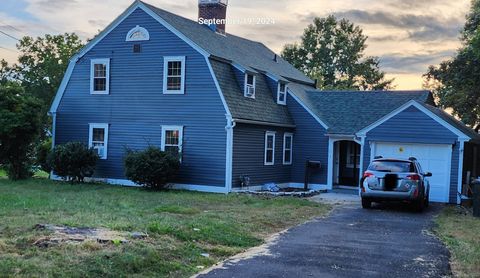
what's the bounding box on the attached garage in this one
[358,100,479,204]
[373,143,452,203]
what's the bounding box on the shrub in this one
[124,146,180,190]
[36,138,52,173]
[48,142,99,182]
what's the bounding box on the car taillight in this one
[363,172,374,179]
[407,174,420,181]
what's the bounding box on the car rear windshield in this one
[368,160,415,173]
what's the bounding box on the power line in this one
[0,30,19,41]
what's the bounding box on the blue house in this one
[50,0,480,204]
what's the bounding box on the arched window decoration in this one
[126,25,150,41]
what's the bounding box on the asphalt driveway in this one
[198,203,451,278]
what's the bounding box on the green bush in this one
[36,138,52,173]
[48,142,99,182]
[124,146,180,190]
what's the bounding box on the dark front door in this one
[338,141,360,186]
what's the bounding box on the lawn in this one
[0,177,330,277]
[435,206,480,277]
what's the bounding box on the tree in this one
[0,83,43,180]
[281,15,394,90]
[13,33,84,105]
[424,0,480,131]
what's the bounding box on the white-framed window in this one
[277,83,287,105]
[163,56,186,94]
[346,142,360,168]
[90,58,110,95]
[161,126,184,160]
[244,73,256,98]
[88,123,109,159]
[126,25,150,41]
[264,131,275,165]
[283,133,293,165]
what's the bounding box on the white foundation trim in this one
[50,175,229,193]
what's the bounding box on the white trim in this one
[358,136,366,182]
[327,138,334,189]
[51,112,57,148]
[264,131,276,165]
[126,25,150,41]
[163,56,186,94]
[277,83,287,105]
[233,118,295,128]
[287,89,329,129]
[244,73,256,98]
[457,140,466,204]
[370,141,376,162]
[90,58,110,95]
[205,58,231,116]
[88,123,109,159]
[161,125,184,158]
[283,132,293,165]
[356,100,471,140]
[225,115,235,192]
[49,1,210,113]
[51,175,229,193]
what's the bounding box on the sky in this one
[0,0,472,89]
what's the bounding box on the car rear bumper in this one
[361,190,417,202]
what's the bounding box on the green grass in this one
[0,177,330,277]
[435,206,480,277]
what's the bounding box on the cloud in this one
[331,10,463,41]
[380,50,456,74]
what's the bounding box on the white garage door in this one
[374,142,452,203]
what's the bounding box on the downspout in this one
[225,114,236,193]
[50,112,57,149]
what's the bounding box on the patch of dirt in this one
[33,224,147,248]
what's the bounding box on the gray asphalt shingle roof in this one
[210,58,294,125]
[288,83,435,134]
[143,1,312,84]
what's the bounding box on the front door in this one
[338,141,360,186]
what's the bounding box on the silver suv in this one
[360,157,431,212]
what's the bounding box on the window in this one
[264,131,275,165]
[90,59,110,94]
[346,142,360,168]
[277,83,287,105]
[283,133,293,165]
[163,56,186,94]
[88,123,109,159]
[161,126,183,160]
[244,73,256,98]
[126,25,150,41]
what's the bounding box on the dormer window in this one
[126,25,150,41]
[277,83,287,105]
[244,73,256,98]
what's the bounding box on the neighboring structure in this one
[50,0,480,203]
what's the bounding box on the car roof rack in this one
[374,156,383,159]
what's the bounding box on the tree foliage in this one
[124,146,181,190]
[48,142,99,183]
[281,15,394,90]
[13,33,84,105]
[0,83,43,180]
[424,0,480,130]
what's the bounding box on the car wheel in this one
[414,195,425,212]
[424,192,430,208]
[361,198,372,209]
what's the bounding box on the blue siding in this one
[450,144,459,203]
[55,8,227,187]
[287,94,328,185]
[265,76,278,100]
[367,106,458,144]
[232,123,293,188]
